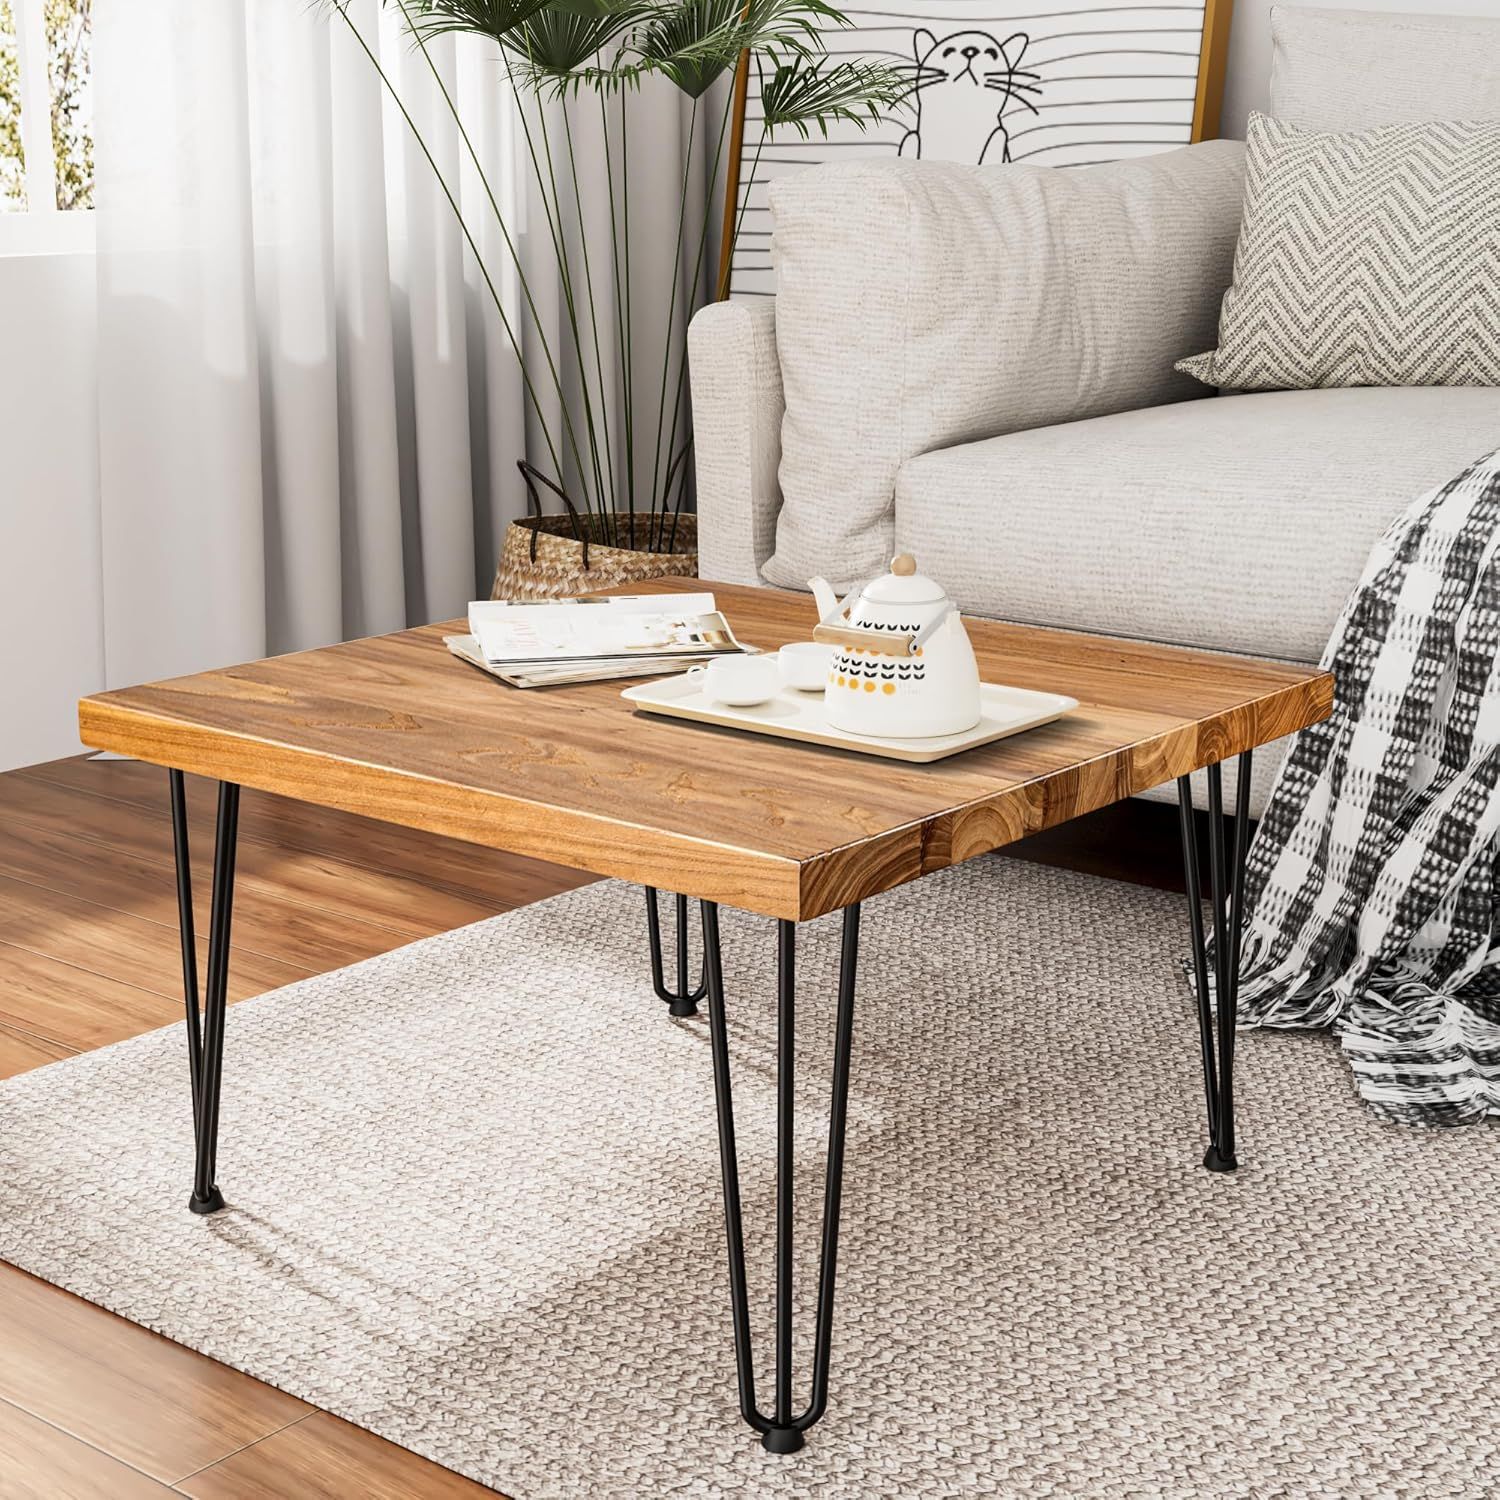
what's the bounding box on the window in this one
[0,0,91,250]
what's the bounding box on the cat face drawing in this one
[897,27,1040,165]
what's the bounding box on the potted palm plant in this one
[326,0,907,597]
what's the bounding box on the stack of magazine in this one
[446,592,752,688]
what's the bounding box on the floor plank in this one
[0,1267,311,1485]
[22,759,589,910]
[175,1412,508,1500]
[0,818,413,972]
[0,1398,179,1498]
[0,1020,77,1080]
[0,875,311,1012]
[0,940,180,1052]
[0,771,505,940]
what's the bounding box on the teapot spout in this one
[808,576,840,624]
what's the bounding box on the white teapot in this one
[809,555,982,739]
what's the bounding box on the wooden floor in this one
[0,754,1197,1497]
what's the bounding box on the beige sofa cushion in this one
[1272,5,1500,130]
[762,142,1247,592]
[894,387,1500,662]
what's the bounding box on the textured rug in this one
[2,859,1498,1498]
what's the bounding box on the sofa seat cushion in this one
[894,387,1500,663]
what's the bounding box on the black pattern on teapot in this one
[832,647,928,694]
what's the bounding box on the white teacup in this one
[687,655,780,707]
[777,641,834,692]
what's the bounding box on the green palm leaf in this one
[629,0,841,98]
[503,1,645,87]
[391,0,644,84]
[717,0,850,58]
[758,55,912,139]
[395,0,554,43]
[630,0,742,97]
[498,4,639,85]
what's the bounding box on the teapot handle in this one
[908,602,956,653]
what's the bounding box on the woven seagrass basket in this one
[491,462,699,601]
[492,512,698,601]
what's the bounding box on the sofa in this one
[687,4,1500,813]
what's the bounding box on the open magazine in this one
[448,592,752,688]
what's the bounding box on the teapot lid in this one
[861,554,947,606]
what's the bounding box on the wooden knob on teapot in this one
[891,553,916,576]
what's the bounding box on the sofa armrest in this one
[687,299,784,587]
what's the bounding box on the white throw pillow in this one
[1179,113,1500,392]
[763,143,1246,592]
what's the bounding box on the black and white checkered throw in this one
[1233,446,1500,1125]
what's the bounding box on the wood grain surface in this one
[0,1267,310,1485]
[79,579,1332,921]
[174,1412,501,1499]
[0,1399,181,1498]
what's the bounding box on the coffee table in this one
[77,577,1332,1454]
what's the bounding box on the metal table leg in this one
[701,901,860,1454]
[645,887,707,1017]
[168,769,240,1214]
[1176,751,1252,1173]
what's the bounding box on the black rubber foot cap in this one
[667,999,700,1018]
[189,1186,226,1215]
[761,1427,805,1455]
[1203,1146,1239,1173]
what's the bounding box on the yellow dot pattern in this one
[832,641,924,695]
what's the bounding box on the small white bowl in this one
[777,641,834,692]
[687,655,780,707]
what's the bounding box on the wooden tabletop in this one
[78,579,1332,921]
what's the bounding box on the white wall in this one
[1222,0,1500,138]
[0,250,104,772]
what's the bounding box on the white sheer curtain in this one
[93,0,718,687]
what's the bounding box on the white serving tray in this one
[621,676,1078,763]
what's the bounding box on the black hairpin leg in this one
[645,886,707,1017]
[168,769,240,1215]
[1177,751,1251,1173]
[701,901,860,1454]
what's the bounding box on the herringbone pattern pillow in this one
[1179,113,1500,390]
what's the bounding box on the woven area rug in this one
[1,859,1498,1498]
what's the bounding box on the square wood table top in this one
[78,578,1333,921]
